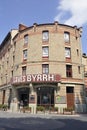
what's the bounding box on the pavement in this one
[0,111,87,130]
[0,110,86,119]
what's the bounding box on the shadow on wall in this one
[75,91,87,113]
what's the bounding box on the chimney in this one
[19,23,28,31]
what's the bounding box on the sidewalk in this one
[0,110,82,119]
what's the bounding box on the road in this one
[0,111,87,130]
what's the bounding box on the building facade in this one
[82,54,87,97]
[0,22,86,113]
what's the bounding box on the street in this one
[0,111,87,130]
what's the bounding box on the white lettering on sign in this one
[12,74,61,84]
[43,74,47,81]
[37,74,42,81]
[32,75,37,81]
[48,74,54,81]
[22,76,26,82]
[27,75,31,82]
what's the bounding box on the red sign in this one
[11,74,61,84]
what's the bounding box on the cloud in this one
[54,0,87,26]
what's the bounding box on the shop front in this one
[11,74,61,112]
[37,86,55,108]
[17,87,29,106]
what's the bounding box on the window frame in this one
[66,87,74,93]
[42,46,49,58]
[65,47,71,58]
[77,49,79,56]
[42,64,49,74]
[42,31,49,41]
[66,65,72,77]
[22,66,26,75]
[64,32,70,43]
[23,49,27,60]
[24,34,28,45]
[78,66,81,74]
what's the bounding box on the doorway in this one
[17,87,29,106]
[66,87,74,108]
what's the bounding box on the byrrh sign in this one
[12,74,61,84]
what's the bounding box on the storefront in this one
[37,86,55,108]
[11,74,61,110]
[17,87,29,106]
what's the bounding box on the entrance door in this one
[66,87,74,108]
[37,87,54,108]
[18,87,29,106]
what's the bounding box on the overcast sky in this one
[0,0,87,54]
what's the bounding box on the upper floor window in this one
[65,47,71,58]
[13,55,15,63]
[23,49,27,60]
[78,66,81,74]
[64,32,70,42]
[42,64,49,74]
[11,70,13,77]
[13,42,16,52]
[66,65,72,77]
[24,35,28,44]
[42,46,49,57]
[42,31,49,41]
[22,66,26,75]
[77,49,79,56]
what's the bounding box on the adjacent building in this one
[82,54,87,98]
[0,22,86,113]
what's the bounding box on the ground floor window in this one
[37,87,54,108]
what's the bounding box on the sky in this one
[0,0,87,54]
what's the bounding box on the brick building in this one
[0,22,86,113]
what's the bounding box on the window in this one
[23,50,27,60]
[66,65,72,77]
[22,66,26,75]
[13,42,16,52]
[42,31,49,41]
[77,49,79,56]
[24,35,28,44]
[66,87,74,93]
[78,66,81,74]
[11,70,13,77]
[13,55,15,63]
[42,46,49,57]
[42,64,49,74]
[65,48,71,58]
[7,57,9,65]
[64,32,70,42]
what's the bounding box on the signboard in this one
[56,95,66,104]
[29,95,35,103]
[11,74,61,84]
